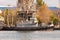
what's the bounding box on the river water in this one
[0,31,60,40]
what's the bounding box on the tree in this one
[50,15,59,25]
[37,17,42,24]
[53,18,59,25]
[4,9,9,24]
[37,0,43,6]
[11,9,17,26]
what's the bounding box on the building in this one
[17,0,36,21]
[16,0,38,27]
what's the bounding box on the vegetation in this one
[36,2,54,23]
[50,15,59,25]
[0,0,59,27]
[4,9,9,24]
[37,17,42,24]
[37,0,44,6]
[1,8,18,27]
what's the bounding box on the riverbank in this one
[1,27,53,31]
[0,26,60,31]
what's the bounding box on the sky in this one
[43,0,59,7]
[0,0,59,7]
[0,0,17,7]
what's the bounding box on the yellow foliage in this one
[36,3,55,23]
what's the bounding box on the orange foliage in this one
[36,4,54,23]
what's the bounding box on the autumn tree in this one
[4,9,9,25]
[37,17,42,24]
[37,0,44,6]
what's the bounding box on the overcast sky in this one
[43,0,59,7]
[0,0,59,7]
[0,0,17,7]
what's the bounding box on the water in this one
[0,31,60,40]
